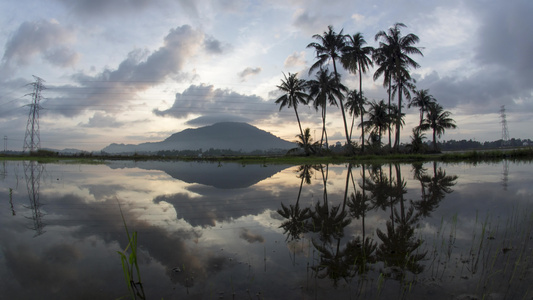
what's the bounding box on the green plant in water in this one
[116,201,146,300]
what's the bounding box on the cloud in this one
[414,1,533,116]
[185,114,251,126]
[237,67,262,81]
[153,84,275,122]
[55,0,198,19]
[239,228,265,243]
[472,0,533,88]
[42,25,208,117]
[283,51,306,68]
[78,112,125,128]
[43,46,80,67]
[1,19,77,68]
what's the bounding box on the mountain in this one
[101,122,296,154]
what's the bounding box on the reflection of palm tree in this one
[278,202,312,241]
[413,161,457,217]
[310,201,350,243]
[278,165,314,241]
[376,206,426,279]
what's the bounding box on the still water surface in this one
[1,160,532,299]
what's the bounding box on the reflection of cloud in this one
[240,228,265,243]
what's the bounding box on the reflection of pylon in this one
[23,76,45,153]
[24,161,45,236]
[500,105,510,147]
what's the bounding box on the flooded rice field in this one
[1,160,532,299]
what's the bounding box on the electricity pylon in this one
[499,105,509,147]
[23,76,45,153]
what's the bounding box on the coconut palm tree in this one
[307,26,351,148]
[361,100,392,148]
[345,89,367,146]
[374,23,423,151]
[409,89,436,127]
[419,103,457,151]
[307,68,347,150]
[292,127,318,155]
[275,72,309,149]
[342,33,373,152]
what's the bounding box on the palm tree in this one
[409,89,436,127]
[342,33,373,152]
[291,127,318,155]
[361,100,391,147]
[307,68,347,150]
[275,72,309,149]
[307,26,351,148]
[345,89,367,146]
[419,103,457,151]
[374,23,423,151]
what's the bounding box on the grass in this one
[2,147,532,165]
[116,201,146,300]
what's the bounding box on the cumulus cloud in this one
[78,112,125,128]
[283,51,306,68]
[1,19,78,68]
[43,25,209,117]
[153,84,275,122]
[237,67,261,81]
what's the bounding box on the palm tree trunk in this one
[359,69,365,153]
[433,128,437,151]
[394,81,402,150]
[293,106,306,149]
[332,61,351,148]
[387,78,392,149]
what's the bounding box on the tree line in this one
[276,23,457,155]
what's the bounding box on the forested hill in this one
[101,122,296,154]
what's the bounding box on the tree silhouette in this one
[275,72,309,151]
[307,26,351,148]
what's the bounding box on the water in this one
[1,160,532,299]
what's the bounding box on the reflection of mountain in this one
[108,160,291,189]
[101,122,296,154]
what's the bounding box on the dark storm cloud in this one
[417,1,533,115]
[55,0,198,19]
[43,25,208,117]
[1,19,77,68]
[153,84,275,121]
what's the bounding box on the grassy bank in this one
[1,147,532,165]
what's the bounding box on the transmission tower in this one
[23,76,45,153]
[500,105,510,147]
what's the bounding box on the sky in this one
[0,0,531,152]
